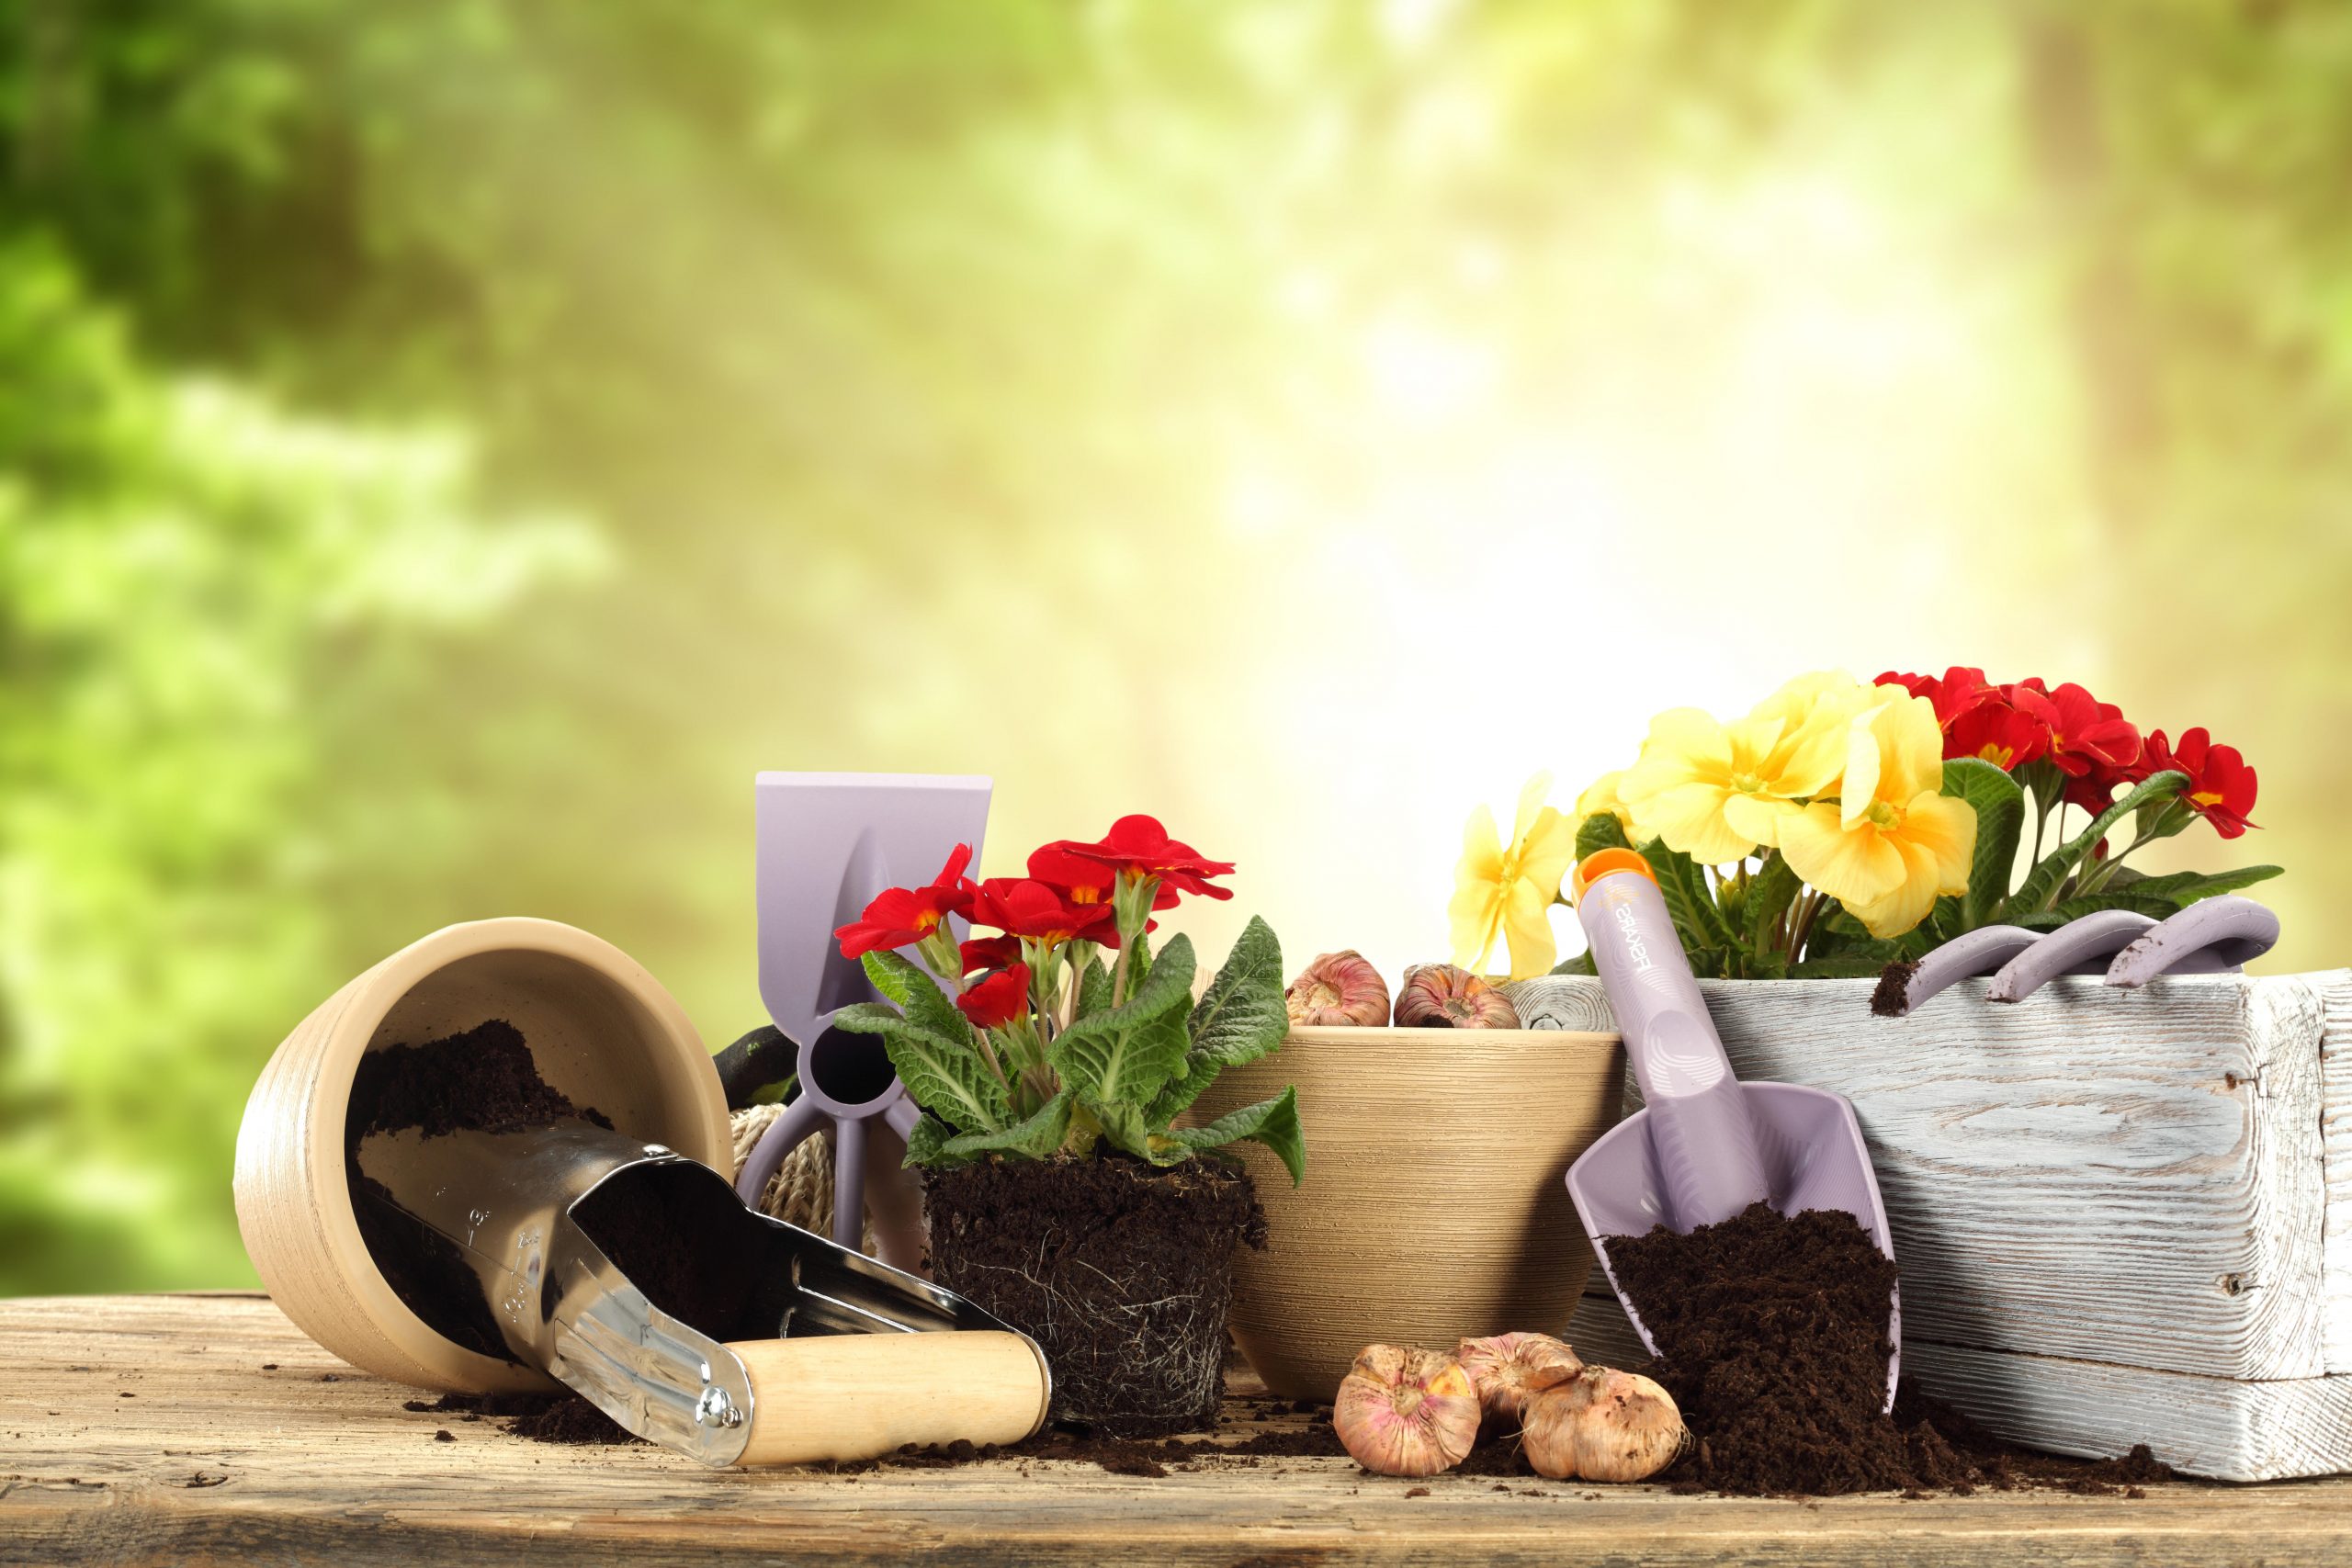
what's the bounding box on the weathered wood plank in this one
[2322,977,2352,1373]
[1511,973,2349,1383]
[6,1295,2351,1567]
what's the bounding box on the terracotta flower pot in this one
[232,918,729,1393]
[1186,1024,1623,1401]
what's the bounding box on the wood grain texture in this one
[7,1294,2350,1567]
[2322,977,2352,1373]
[729,1329,1048,1465]
[1510,972,2350,1382]
[1184,1026,1623,1402]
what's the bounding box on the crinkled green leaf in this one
[1548,951,1597,976]
[1049,933,1195,1107]
[2016,892,2177,930]
[1086,1096,1188,1167]
[1940,758,2025,929]
[1637,837,1735,955]
[1188,915,1286,1067]
[1170,1086,1305,1187]
[1790,953,1894,978]
[861,949,977,1049]
[900,1111,964,1168]
[1745,852,1803,953]
[2003,771,2188,919]
[941,1089,1074,1161]
[1576,811,1632,860]
[1074,956,1114,1021]
[831,1001,1008,1134]
[2111,865,2284,906]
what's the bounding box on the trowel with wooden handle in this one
[356,1117,1050,1466]
[1561,849,1901,1411]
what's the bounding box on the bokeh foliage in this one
[5,0,2350,1293]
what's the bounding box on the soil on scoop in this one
[345,1019,610,1363]
[923,1155,1266,1438]
[1607,1201,2176,1496]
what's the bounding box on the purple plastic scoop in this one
[1563,851,1900,1411]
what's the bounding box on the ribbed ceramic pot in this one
[232,917,729,1393]
[1187,1024,1624,1401]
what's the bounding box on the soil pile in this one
[345,1019,610,1362]
[923,1155,1266,1437]
[407,1390,639,1446]
[1607,1202,2175,1496]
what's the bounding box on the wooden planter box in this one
[1508,971,2352,1482]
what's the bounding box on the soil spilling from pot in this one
[345,1019,610,1361]
[1607,1201,2175,1496]
[924,1155,1266,1437]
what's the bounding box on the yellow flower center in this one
[1730,771,1765,795]
[2191,789,2224,808]
[1976,743,2014,768]
[1865,799,1902,830]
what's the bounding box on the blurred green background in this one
[5,0,2347,1295]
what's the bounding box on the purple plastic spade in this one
[732,772,992,1273]
[1563,850,1900,1411]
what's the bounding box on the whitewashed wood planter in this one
[1508,971,2352,1482]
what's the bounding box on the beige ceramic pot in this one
[1188,1024,1624,1401]
[232,918,730,1393]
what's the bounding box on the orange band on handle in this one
[1570,847,1657,904]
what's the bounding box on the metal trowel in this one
[356,1117,1051,1465]
[1561,849,1901,1411]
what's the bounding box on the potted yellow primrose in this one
[1509,669,2352,1485]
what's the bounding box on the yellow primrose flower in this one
[1615,678,1858,863]
[1450,773,1579,980]
[1574,770,1634,833]
[1777,691,1977,939]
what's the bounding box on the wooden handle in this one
[724,1331,1050,1467]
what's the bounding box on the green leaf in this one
[1049,933,1196,1108]
[2110,865,2284,906]
[1636,837,1736,954]
[941,1089,1074,1161]
[900,1111,964,1168]
[1576,811,1631,860]
[831,1001,1009,1134]
[1087,1096,1189,1167]
[1169,1086,1306,1187]
[861,950,977,1049]
[2017,892,2177,930]
[1188,915,1287,1068]
[2002,771,2189,919]
[1548,952,1597,976]
[1745,852,1803,953]
[1941,758,2026,929]
[1789,953,1893,978]
[1074,956,1114,1021]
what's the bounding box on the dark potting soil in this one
[1608,1201,2176,1497]
[407,1389,641,1446]
[345,1018,612,1364]
[923,1155,1266,1438]
[345,1019,608,1145]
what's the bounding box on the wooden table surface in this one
[5,1293,2349,1566]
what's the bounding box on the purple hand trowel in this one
[1562,849,1902,1410]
